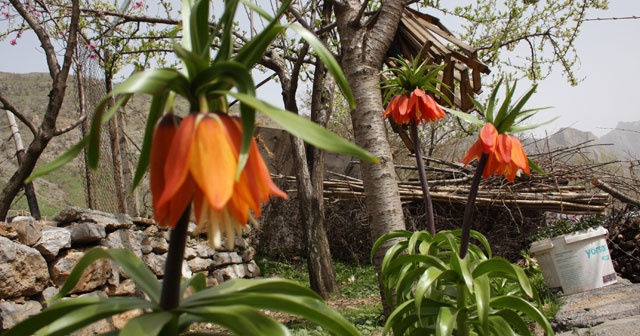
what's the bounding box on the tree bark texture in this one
[0,0,80,220]
[261,31,340,298]
[333,0,407,311]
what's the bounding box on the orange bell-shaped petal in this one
[150,114,195,228]
[189,114,237,211]
[479,123,498,154]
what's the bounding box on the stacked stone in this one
[0,206,260,333]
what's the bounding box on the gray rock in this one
[232,264,246,278]
[244,260,261,277]
[554,281,640,332]
[0,222,18,239]
[41,287,60,306]
[212,266,239,283]
[91,211,133,232]
[67,222,106,244]
[34,226,71,260]
[69,291,114,336]
[10,218,42,246]
[0,236,17,263]
[143,253,167,277]
[50,250,112,294]
[213,252,232,266]
[187,257,214,273]
[143,236,169,254]
[0,238,49,299]
[0,300,42,331]
[105,229,147,257]
[53,206,91,225]
[241,246,256,262]
[54,207,133,232]
[106,279,137,296]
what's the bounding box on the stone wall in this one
[0,206,260,333]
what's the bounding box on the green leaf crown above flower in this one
[380,56,451,106]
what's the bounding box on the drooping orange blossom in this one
[461,122,530,182]
[384,88,445,125]
[150,112,287,248]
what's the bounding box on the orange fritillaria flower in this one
[461,123,530,182]
[150,112,287,249]
[384,88,445,125]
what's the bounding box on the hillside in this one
[1,72,639,218]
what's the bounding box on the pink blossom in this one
[2,11,9,19]
[10,39,16,45]
[133,1,143,9]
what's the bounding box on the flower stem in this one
[409,122,436,236]
[459,153,488,259]
[160,204,191,310]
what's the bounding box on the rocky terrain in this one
[0,206,259,334]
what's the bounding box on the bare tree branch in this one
[0,94,38,136]
[54,116,86,137]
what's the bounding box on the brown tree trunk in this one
[0,0,80,221]
[260,4,340,297]
[333,0,407,312]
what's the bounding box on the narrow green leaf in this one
[183,278,322,306]
[214,0,239,62]
[485,78,503,123]
[491,296,554,335]
[450,253,474,295]
[184,292,360,336]
[26,136,89,182]
[435,307,457,336]
[472,258,533,298]
[371,230,411,260]
[4,296,102,336]
[184,306,290,335]
[494,309,532,336]
[189,0,211,58]
[88,95,130,169]
[120,311,175,336]
[473,275,491,334]
[225,92,377,162]
[174,44,209,78]
[414,267,444,318]
[181,272,207,295]
[236,0,290,68]
[487,315,517,336]
[510,115,558,134]
[35,297,154,336]
[444,107,485,127]
[288,24,356,108]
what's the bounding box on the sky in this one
[1,1,638,138]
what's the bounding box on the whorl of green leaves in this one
[380,56,450,105]
[373,229,554,336]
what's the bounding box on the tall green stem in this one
[160,204,191,310]
[459,153,488,259]
[409,122,435,236]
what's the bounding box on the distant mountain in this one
[530,124,639,163]
[599,121,640,160]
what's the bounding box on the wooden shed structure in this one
[390,7,491,112]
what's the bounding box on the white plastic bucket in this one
[529,226,617,295]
